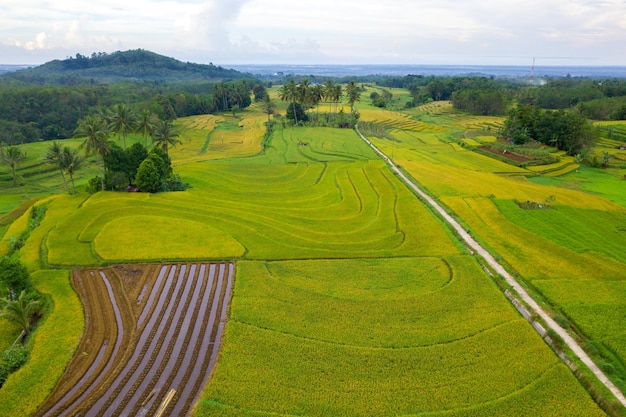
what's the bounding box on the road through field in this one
[355,125,626,408]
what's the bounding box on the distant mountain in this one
[0,64,32,74]
[1,49,250,84]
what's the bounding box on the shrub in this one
[0,345,28,387]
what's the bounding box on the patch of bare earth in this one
[34,263,234,417]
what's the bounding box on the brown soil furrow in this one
[171,263,234,416]
[97,264,191,416]
[58,271,126,417]
[116,264,204,416]
[160,265,221,415]
[136,265,169,328]
[34,263,234,417]
[133,264,213,416]
[39,271,113,417]
[86,265,187,415]
[144,263,219,416]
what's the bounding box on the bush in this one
[0,345,28,387]
[0,256,32,299]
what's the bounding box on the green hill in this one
[2,49,249,84]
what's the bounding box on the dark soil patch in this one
[479,146,534,163]
[33,263,234,417]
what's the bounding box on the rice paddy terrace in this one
[0,96,624,416]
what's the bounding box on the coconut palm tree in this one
[137,109,157,147]
[1,146,27,187]
[261,94,277,134]
[0,290,42,336]
[279,80,300,126]
[152,120,181,155]
[345,81,361,114]
[44,141,69,192]
[61,146,83,194]
[75,115,111,191]
[111,103,137,150]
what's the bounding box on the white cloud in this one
[1,0,626,65]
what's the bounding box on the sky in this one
[1,0,626,66]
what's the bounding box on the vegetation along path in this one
[355,124,626,408]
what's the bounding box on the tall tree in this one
[152,120,181,155]
[111,104,137,150]
[61,146,83,194]
[345,81,361,114]
[261,94,277,134]
[75,115,111,191]
[137,109,157,147]
[44,141,69,192]
[279,80,300,126]
[1,146,27,187]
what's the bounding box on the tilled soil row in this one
[34,263,234,417]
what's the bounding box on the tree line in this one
[278,79,361,127]
[0,80,255,145]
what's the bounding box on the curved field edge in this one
[0,270,84,416]
[194,258,604,417]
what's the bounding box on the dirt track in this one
[34,263,234,417]
[356,124,626,408]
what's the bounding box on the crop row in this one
[36,159,459,265]
[33,263,233,417]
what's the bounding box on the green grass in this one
[529,165,626,209]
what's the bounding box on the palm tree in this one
[1,146,27,187]
[111,104,137,150]
[75,115,111,191]
[279,80,300,126]
[44,141,69,192]
[215,83,229,112]
[61,146,83,194]
[345,81,361,114]
[152,120,181,155]
[137,109,157,147]
[308,84,323,123]
[261,94,277,134]
[333,84,343,114]
[0,290,42,336]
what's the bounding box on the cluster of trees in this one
[0,80,255,146]
[278,79,361,127]
[73,109,186,193]
[370,89,393,108]
[501,105,596,156]
[451,89,508,115]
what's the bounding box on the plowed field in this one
[34,262,234,417]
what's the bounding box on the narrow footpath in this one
[355,124,626,408]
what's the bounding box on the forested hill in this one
[1,49,249,84]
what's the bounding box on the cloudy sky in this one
[2,0,625,66]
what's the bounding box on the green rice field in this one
[0,92,624,416]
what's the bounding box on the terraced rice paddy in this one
[2,99,624,416]
[34,263,233,417]
[196,258,603,416]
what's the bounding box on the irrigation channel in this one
[355,124,626,409]
[34,262,234,417]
